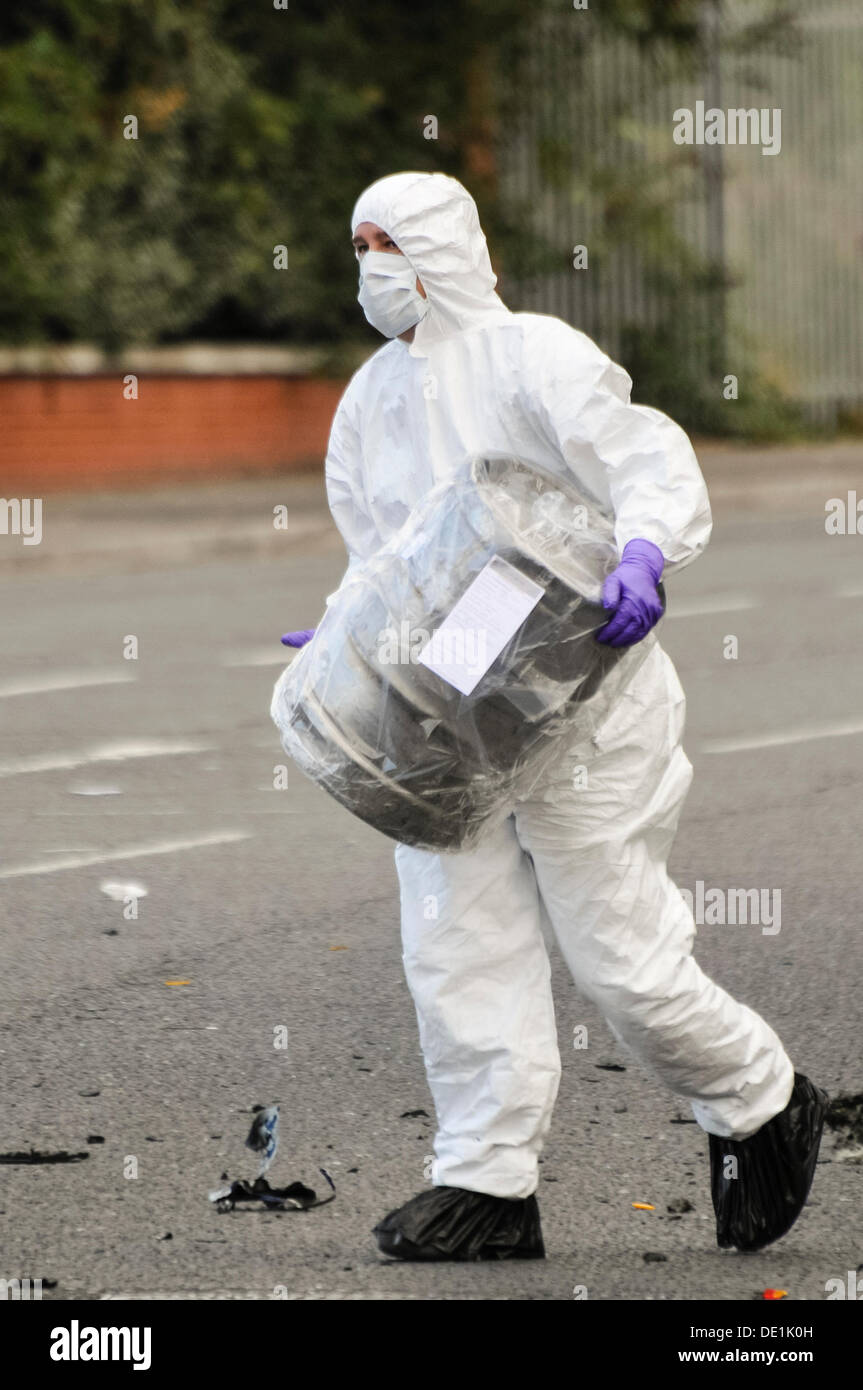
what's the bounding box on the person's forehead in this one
[352,221,387,243]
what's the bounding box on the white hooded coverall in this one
[324,171,794,1199]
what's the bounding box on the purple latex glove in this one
[596,539,665,647]
[281,628,316,648]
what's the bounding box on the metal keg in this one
[272,455,662,851]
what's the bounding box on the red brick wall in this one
[0,375,348,491]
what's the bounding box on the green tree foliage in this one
[0,0,527,350]
[0,0,808,434]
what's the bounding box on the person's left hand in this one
[596,539,665,647]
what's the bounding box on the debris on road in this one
[209,1167,334,1212]
[209,1171,336,1213]
[209,1105,336,1213]
[245,1105,279,1177]
[100,879,147,901]
[595,1059,627,1072]
[400,1109,429,1119]
[761,1289,788,1300]
[643,1252,667,1262]
[825,1091,863,1163]
[0,1149,89,1164]
[667,1198,695,1213]
[632,1202,655,1211]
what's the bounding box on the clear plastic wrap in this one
[271,455,663,853]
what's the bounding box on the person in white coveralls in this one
[282,171,826,1261]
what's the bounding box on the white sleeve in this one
[323,389,379,607]
[526,319,712,571]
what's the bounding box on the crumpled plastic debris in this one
[761,1289,788,1300]
[208,1103,336,1213]
[245,1104,279,1177]
[208,1172,336,1213]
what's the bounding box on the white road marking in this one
[0,669,136,698]
[67,782,123,796]
[0,737,212,779]
[100,1289,488,1300]
[0,829,251,880]
[664,595,757,619]
[222,647,292,668]
[31,807,305,817]
[701,717,863,754]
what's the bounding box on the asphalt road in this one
[1,465,861,1302]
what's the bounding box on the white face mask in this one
[357,250,429,338]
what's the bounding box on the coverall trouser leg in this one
[395,819,562,1200]
[394,645,795,1199]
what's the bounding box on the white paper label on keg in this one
[417,555,545,696]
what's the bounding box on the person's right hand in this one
[281,628,315,648]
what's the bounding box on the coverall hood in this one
[351,171,510,355]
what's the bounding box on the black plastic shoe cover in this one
[709,1071,828,1252]
[373,1186,545,1262]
